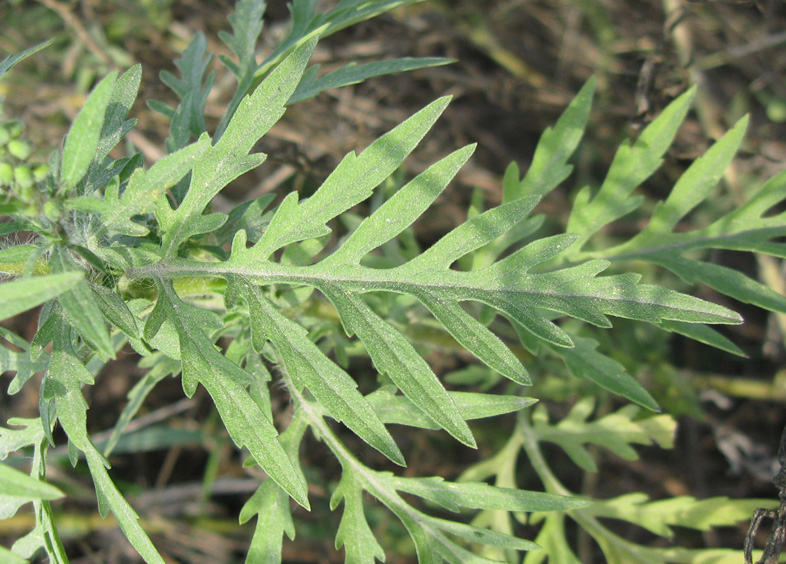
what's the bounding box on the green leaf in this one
[642,116,748,236]
[51,248,114,360]
[236,278,405,465]
[321,287,475,447]
[89,283,143,343]
[566,87,696,253]
[529,398,676,472]
[650,254,786,314]
[323,145,476,266]
[367,388,536,428]
[0,39,54,80]
[427,516,541,551]
[219,0,267,79]
[83,64,143,193]
[103,354,179,457]
[399,196,540,272]
[45,313,165,564]
[0,273,81,322]
[584,493,778,537]
[385,475,591,513]
[550,336,658,411]
[511,77,595,200]
[60,71,117,192]
[241,480,296,564]
[0,462,63,500]
[158,38,316,256]
[156,32,213,151]
[101,135,210,236]
[243,96,453,260]
[152,279,310,509]
[289,57,453,104]
[84,448,166,564]
[659,320,746,357]
[331,470,386,564]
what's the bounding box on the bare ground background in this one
[2,1,786,562]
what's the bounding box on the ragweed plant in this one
[1,1,784,563]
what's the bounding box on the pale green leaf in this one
[0,273,81,322]
[0,545,27,564]
[523,512,582,564]
[637,546,762,564]
[0,418,44,458]
[60,71,117,192]
[585,492,778,537]
[530,399,676,472]
[0,462,63,500]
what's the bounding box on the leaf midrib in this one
[126,259,732,320]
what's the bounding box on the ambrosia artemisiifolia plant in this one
[1,1,785,563]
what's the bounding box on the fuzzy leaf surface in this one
[150,279,309,508]
[566,87,696,252]
[60,72,117,192]
[331,470,386,564]
[0,273,81,322]
[235,278,405,465]
[158,39,315,256]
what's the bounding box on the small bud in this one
[8,139,31,161]
[33,164,51,182]
[14,165,34,191]
[0,127,9,147]
[43,200,61,221]
[7,121,23,139]
[0,162,13,186]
